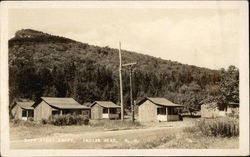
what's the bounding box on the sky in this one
[9,8,240,70]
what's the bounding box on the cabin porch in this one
[102,108,120,119]
[51,109,90,118]
[156,106,180,122]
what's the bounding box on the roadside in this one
[156,130,239,149]
[10,124,184,149]
[10,119,193,149]
[9,118,238,149]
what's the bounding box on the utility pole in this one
[119,42,124,121]
[122,62,137,122]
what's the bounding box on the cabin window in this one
[168,108,173,115]
[28,110,34,117]
[62,110,72,115]
[168,108,178,115]
[73,110,81,115]
[52,110,60,115]
[22,110,27,117]
[116,108,121,113]
[109,108,117,114]
[157,108,166,115]
[103,108,108,113]
[82,110,89,115]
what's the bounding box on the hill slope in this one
[9,29,223,111]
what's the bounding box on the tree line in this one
[8,29,239,114]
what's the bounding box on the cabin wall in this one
[157,114,167,121]
[108,113,119,119]
[11,105,22,119]
[167,115,179,121]
[91,104,103,120]
[17,106,22,119]
[34,101,52,121]
[138,100,157,122]
[201,104,219,118]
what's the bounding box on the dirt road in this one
[10,121,192,149]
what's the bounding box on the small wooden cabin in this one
[136,97,183,122]
[90,101,121,120]
[11,101,34,120]
[32,97,90,121]
[201,102,220,118]
[201,102,239,118]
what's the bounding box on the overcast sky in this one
[9,8,239,70]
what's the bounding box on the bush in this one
[227,109,239,119]
[183,126,200,133]
[196,117,239,137]
[41,118,48,125]
[28,117,34,121]
[49,114,89,126]
[10,118,38,127]
[90,119,141,129]
[12,118,22,124]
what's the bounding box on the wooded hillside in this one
[9,29,239,113]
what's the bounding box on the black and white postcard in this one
[0,1,249,156]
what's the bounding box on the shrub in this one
[12,118,22,124]
[28,117,34,121]
[49,114,89,126]
[41,118,49,125]
[183,126,199,133]
[90,120,141,129]
[10,118,38,127]
[196,117,239,137]
[227,109,239,119]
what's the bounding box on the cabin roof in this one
[41,97,89,109]
[228,102,239,107]
[90,101,120,108]
[16,101,34,110]
[137,97,183,107]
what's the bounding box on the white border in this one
[0,1,249,156]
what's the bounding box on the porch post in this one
[60,110,62,115]
[26,110,28,119]
[108,108,110,119]
[166,107,168,121]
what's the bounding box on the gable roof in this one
[16,101,34,110]
[137,97,183,107]
[40,97,89,109]
[90,101,120,108]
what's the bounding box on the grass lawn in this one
[9,119,142,141]
[106,127,238,149]
[10,123,100,140]
[156,128,239,149]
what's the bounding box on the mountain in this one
[9,29,227,112]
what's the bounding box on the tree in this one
[218,65,239,109]
[9,29,231,113]
[178,82,202,116]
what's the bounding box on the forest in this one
[8,29,239,114]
